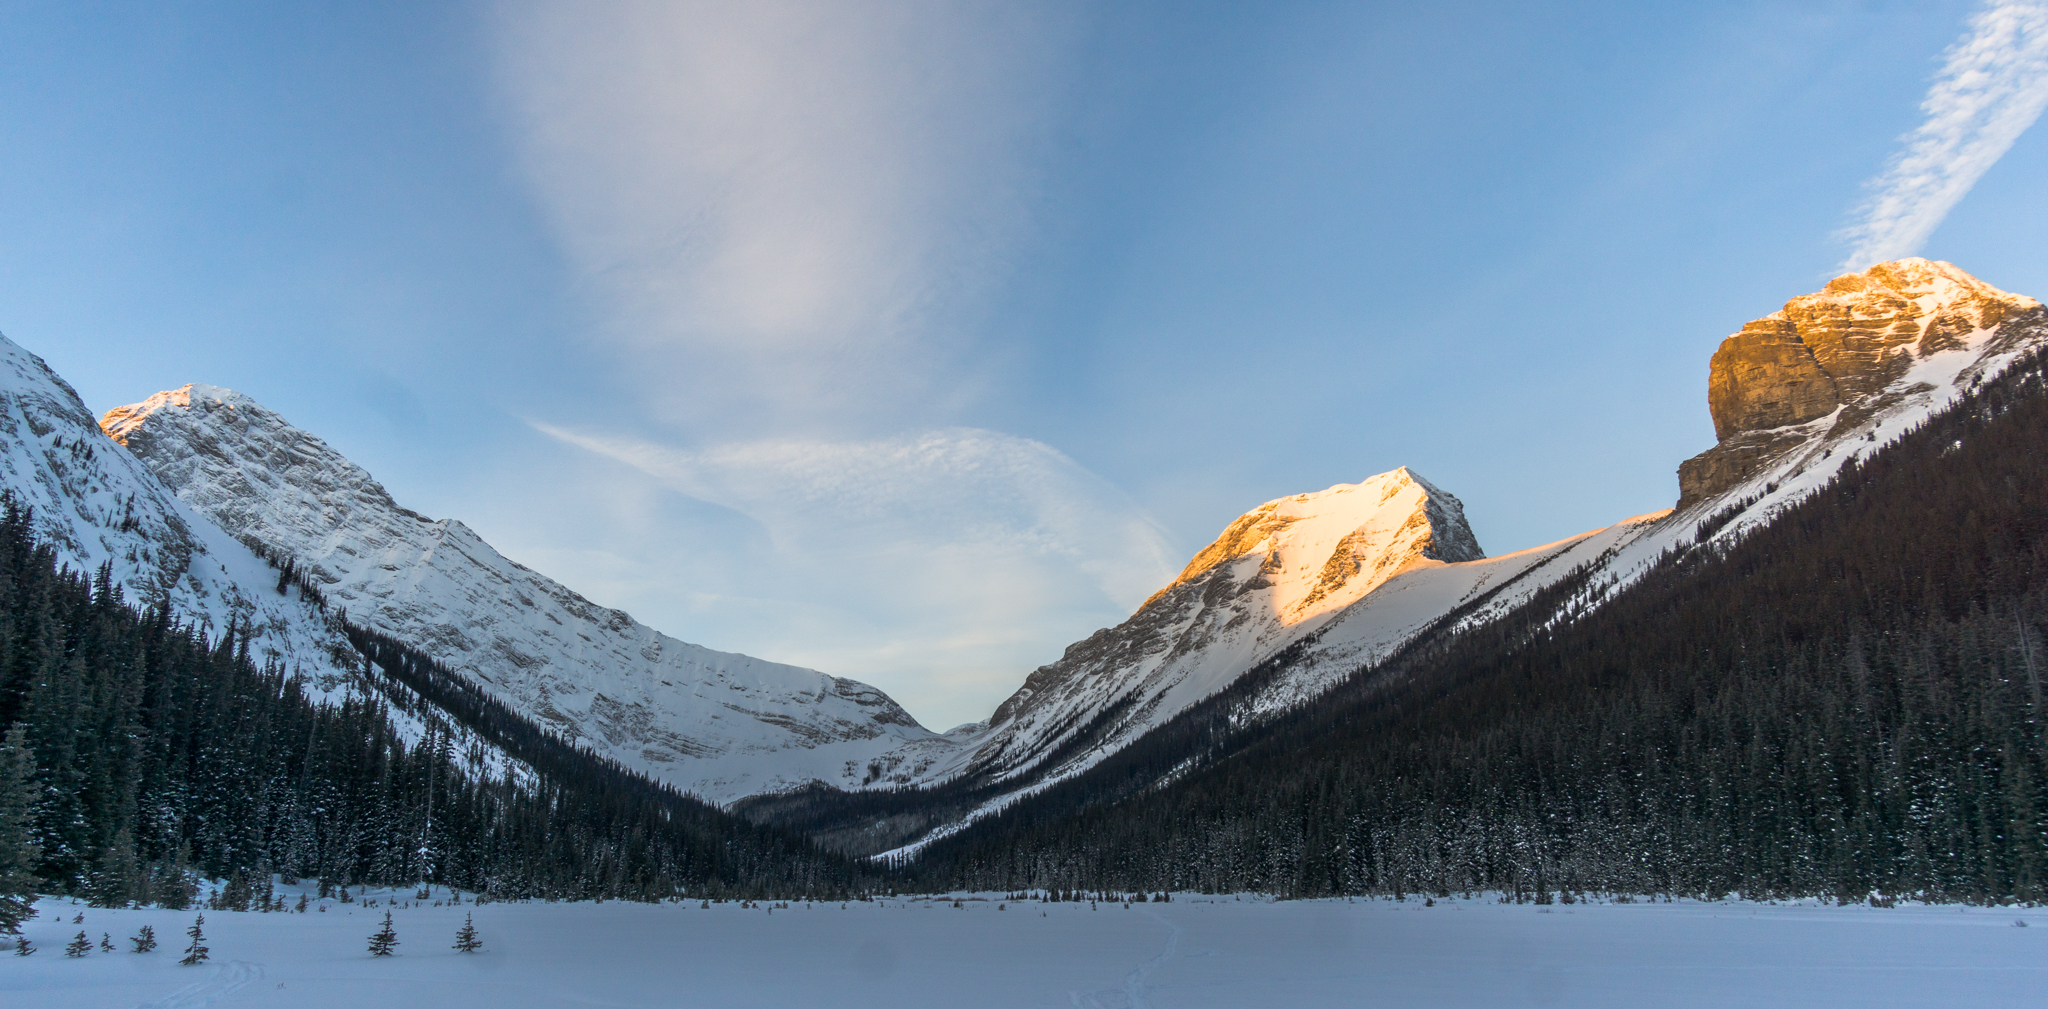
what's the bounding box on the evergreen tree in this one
[452,912,480,953]
[65,930,89,957]
[130,924,156,952]
[13,935,30,955]
[100,932,112,952]
[180,915,208,965]
[367,911,398,956]
[0,726,39,935]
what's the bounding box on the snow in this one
[0,336,356,694]
[8,892,2043,1008]
[102,383,942,806]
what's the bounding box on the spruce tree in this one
[452,912,481,953]
[100,932,113,952]
[65,931,90,957]
[0,726,38,936]
[131,924,156,953]
[13,935,30,955]
[180,915,208,965]
[367,911,398,956]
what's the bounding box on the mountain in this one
[0,336,353,688]
[760,258,2048,857]
[1677,257,2043,508]
[101,385,937,805]
[899,261,2048,900]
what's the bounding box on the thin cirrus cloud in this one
[488,0,1075,431]
[1840,1,2048,270]
[528,421,1179,729]
[485,2,1173,726]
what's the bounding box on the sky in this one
[3,1,2046,731]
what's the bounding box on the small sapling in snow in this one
[131,925,156,952]
[180,915,208,965]
[453,913,482,953]
[65,931,90,957]
[368,911,399,956]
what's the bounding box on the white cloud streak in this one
[490,1,1073,432]
[1840,2,2048,270]
[526,423,1178,729]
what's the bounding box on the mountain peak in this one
[1156,466,1481,614]
[1680,259,2045,506]
[99,381,936,803]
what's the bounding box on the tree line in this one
[905,347,2048,904]
[0,506,876,933]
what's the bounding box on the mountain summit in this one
[1680,258,2044,506]
[102,383,936,804]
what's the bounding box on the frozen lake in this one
[5,888,2044,1007]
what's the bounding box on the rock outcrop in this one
[1679,259,2043,507]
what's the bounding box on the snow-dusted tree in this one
[367,911,398,956]
[12,935,31,955]
[131,924,156,953]
[452,913,481,953]
[0,726,38,936]
[65,931,90,957]
[180,915,208,965]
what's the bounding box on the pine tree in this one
[0,726,40,936]
[452,912,481,953]
[100,932,113,952]
[367,911,398,956]
[65,931,90,957]
[13,936,30,956]
[131,924,156,952]
[180,915,208,965]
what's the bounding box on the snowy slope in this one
[0,335,354,687]
[102,385,940,804]
[870,259,2048,855]
[912,468,1484,787]
[1240,259,2048,717]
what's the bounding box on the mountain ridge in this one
[102,383,937,805]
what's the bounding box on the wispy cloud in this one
[1840,2,2048,271]
[490,0,1074,433]
[525,422,1178,729]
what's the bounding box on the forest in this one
[0,510,873,934]
[904,347,2048,903]
[5,343,2046,925]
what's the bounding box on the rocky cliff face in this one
[1680,259,2044,506]
[102,384,937,804]
[0,337,357,687]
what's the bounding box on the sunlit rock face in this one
[102,384,937,805]
[956,467,1483,782]
[1680,259,2044,507]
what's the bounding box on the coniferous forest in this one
[0,512,871,928]
[4,349,2046,919]
[904,348,2048,903]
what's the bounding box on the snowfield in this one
[5,890,2044,1008]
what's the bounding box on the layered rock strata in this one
[1679,259,2044,506]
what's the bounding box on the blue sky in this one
[5,1,2046,730]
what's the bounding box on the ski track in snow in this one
[132,961,262,1009]
[1070,906,1183,1009]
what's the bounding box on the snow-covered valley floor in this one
[6,888,2044,1008]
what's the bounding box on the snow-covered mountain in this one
[101,384,939,804]
[71,255,2048,844]
[859,258,2048,855]
[0,335,354,686]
